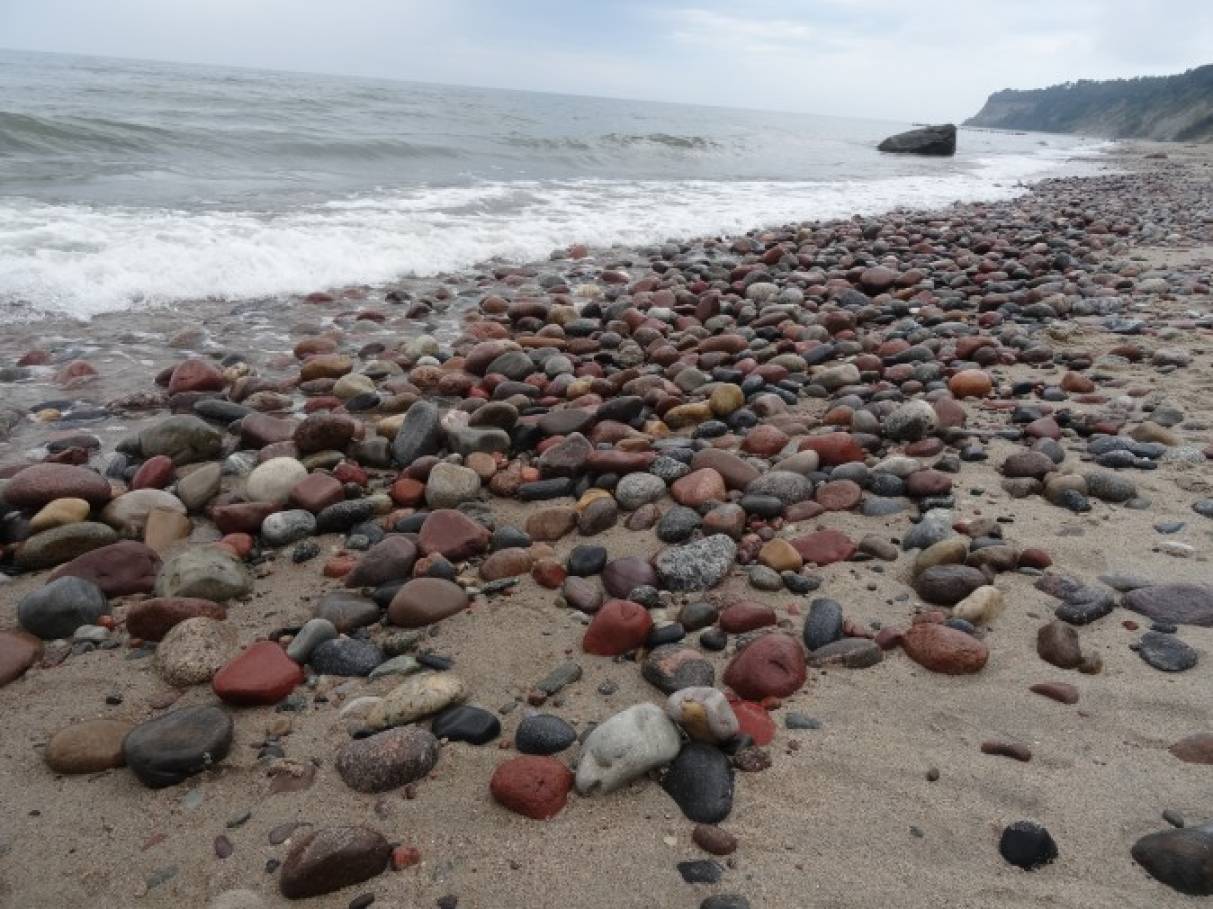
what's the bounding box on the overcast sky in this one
[2,0,1210,120]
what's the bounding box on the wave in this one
[0,110,176,155]
[0,147,1095,321]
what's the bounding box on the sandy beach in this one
[2,140,1213,909]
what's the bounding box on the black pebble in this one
[999,821,1058,870]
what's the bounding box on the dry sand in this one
[2,141,1213,909]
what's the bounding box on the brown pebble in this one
[692,824,738,855]
[213,835,233,859]
[980,739,1032,762]
[1029,681,1079,705]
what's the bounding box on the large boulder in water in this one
[878,124,957,156]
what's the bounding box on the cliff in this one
[965,65,1213,142]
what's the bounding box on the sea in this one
[0,48,1107,322]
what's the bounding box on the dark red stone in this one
[212,641,304,706]
[723,634,806,700]
[582,599,652,656]
[489,756,573,820]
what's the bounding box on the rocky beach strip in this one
[2,144,1213,907]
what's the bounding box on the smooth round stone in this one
[244,457,308,504]
[722,634,806,700]
[212,641,305,705]
[574,703,681,795]
[661,742,734,823]
[901,622,989,674]
[561,576,603,613]
[642,644,715,694]
[309,638,383,676]
[336,726,439,792]
[368,673,468,729]
[278,826,391,900]
[261,510,317,547]
[431,704,501,745]
[490,755,574,820]
[16,522,119,571]
[123,705,234,788]
[602,556,657,598]
[314,591,380,633]
[387,577,469,628]
[914,565,987,606]
[566,544,607,576]
[999,821,1058,870]
[344,535,418,588]
[3,463,112,509]
[656,505,701,543]
[286,618,338,662]
[50,539,161,597]
[17,576,109,640]
[678,601,719,631]
[45,719,132,773]
[747,565,782,591]
[157,617,240,686]
[515,714,577,755]
[28,497,91,533]
[1136,631,1198,672]
[1132,821,1213,895]
[0,631,43,687]
[154,547,252,602]
[803,598,844,651]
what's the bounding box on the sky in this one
[2,0,1211,120]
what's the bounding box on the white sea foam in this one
[0,145,1103,321]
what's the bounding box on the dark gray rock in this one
[1132,820,1213,895]
[309,638,383,676]
[430,705,500,745]
[877,123,956,156]
[392,401,443,468]
[803,598,844,651]
[515,714,578,755]
[662,743,734,824]
[123,705,234,788]
[17,576,109,640]
[1136,631,1198,672]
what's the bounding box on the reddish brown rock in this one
[479,548,533,580]
[387,578,469,627]
[4,464,111,509]
[44,718,131,773]
[583,450,656,474]
[722,633,806,700]
[168,359,225,395]
[290,472,345,513]
[741,424,789,457]
[671,468,727,507]
[490,756,573,820]
[814,479,861,511]
[582,599,652,655]
[278,826,390,900]
[49,540,161,597]
[790,530,856,566]
[718,601,777,634]
[948,369,992,398]
[293,413,357,454]
[691,449,760,489]
[418,509,490,560]
[1169,733,1213,765]
[211,502,279,535]
[131,455,175,490]
[525,506,578,542]
[798,433,865,466]
[241,413,298,448]
[692,824,738,856]
[900,623,988,674]
[0,631,42,687]
[601,556,658,598]
[905,470,953,497]
[212,641,304,706]
[1029,681,1079,705]
[344,536,418,588]
[125,598,227,641]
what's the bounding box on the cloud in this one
[1,0,1211,121]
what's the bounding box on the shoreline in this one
[2,141,1213,908]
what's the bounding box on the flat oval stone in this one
[336,726,439,792]
[123,705,234,788]
[387,578,469,628]
[900,622,988,674]
[45,718,132,773]
[661,742,734,823]
[430,704,501,745]
[278,826,391,899]
[515,714,577,755]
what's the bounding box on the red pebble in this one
[582,599,652,656]
[391,845,422,870]
[489,756,573,820]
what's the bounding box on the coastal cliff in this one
[966,65,1213,141]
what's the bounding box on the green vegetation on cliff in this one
[965,65,1213,142]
